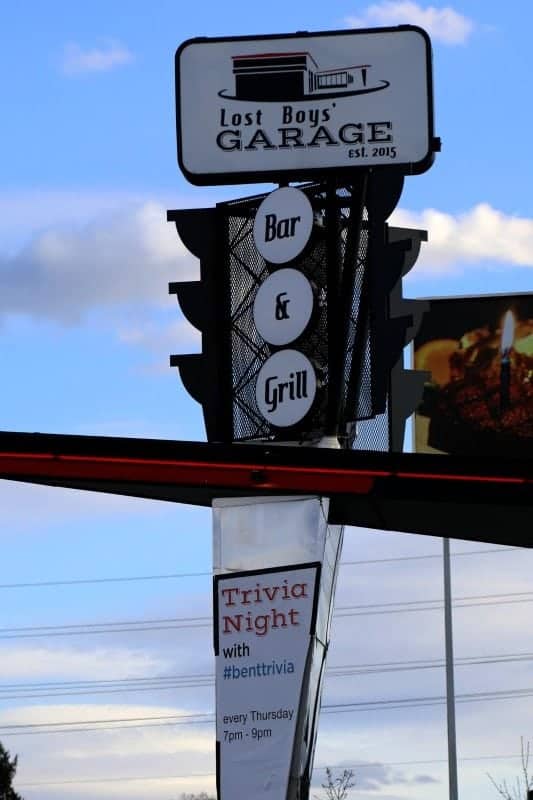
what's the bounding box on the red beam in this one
[0,450,378,494]
[0,434,529,545]
[0,449,529,496]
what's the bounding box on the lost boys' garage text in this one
[216,106,396,159]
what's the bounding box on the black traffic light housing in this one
[386,226,430,451]
[167,207,226,441]
[368,221,429,450]
[168,178,427,452]
[168,188,331,445]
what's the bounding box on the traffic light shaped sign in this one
[167,208,226,441]
[168,183,426,450]
[370,224,430,451]
[218,186,330,443]
[168,186,332,444]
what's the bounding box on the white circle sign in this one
[253,187,314,264]
[255,349,317,428]
[253,268,314,346]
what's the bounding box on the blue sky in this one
[1,1,532,799]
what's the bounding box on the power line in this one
[1,589,532,640]
[0,672,213,691]
[0,546,520,590]
[340,546,519,567]
[334,597,533,620]
[4,718,212,736]
[0,617,211,634]
[336,589,533,611]
[0,651,532,701]
[2,685,533,737]
[0,617,206,633]
[18,769,215,787]
[0,571,211,590]
[15,752,523,787]
[0,616,212,640]
[0,711,210,731]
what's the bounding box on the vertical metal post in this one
[443,537,459,800]
[325,177,342,437]
[339,173,369,432]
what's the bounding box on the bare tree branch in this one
[314,767,356,800]
[487,738,533,800]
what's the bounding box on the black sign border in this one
[175,25,436,186]
[213,560,322,800]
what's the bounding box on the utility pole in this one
[443,537,459,800]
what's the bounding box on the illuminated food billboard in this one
[414,293,533,457]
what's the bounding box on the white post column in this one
[212,495,343,800]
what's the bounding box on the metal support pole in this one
[340,173,369,435]
[443,537,459,800]
[212,496,344,800]
[325,177,342,437]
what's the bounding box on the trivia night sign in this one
[214,563,320,799]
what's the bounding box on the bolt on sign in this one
[175,26,435,185]
[251,187,318,429]
[214,563,321,800]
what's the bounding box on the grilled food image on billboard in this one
[414,295,533,457]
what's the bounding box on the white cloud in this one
[0,189,225,254]
[345,2,475,44]
[0,202,198,323]
[115,316,201,375]
[117,318,200,353]
[62,40,134,75]
[0,645,170,680]
[9,197,529,326]
[6,195,522,318]
[391,203,533,275]
[0,191,149,255]
[6,703,216,799]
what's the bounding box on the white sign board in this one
[253,268,314,345]
[214,563,320,800]
[253,187,314,264]
[255,349,317,427]
[176,26,434,185]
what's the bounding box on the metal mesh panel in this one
[351,400,390,451]
[336,193,373,423]
[336,185,390,452]
[220,187,329,442]
[218,183,391,451]
[226,204,270,440]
